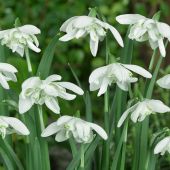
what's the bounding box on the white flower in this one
[0,25,41,57]
[59,16,124,56]
[0,63,17,89]
[19,74,84,114]
[157,74,170,89]
[0,116,29,139]
[89,63,152,96]
[41,115,108,143]
[116,14,170,57]
[117,99,170,127]
[154,136,170,155]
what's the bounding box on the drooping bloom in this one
[116,14,170,57]
[89,63,152,96]
[0,116,29,139]
[41,115,108,143]
[154,136,170,155]
[0,63,17,89]
[0,25,41,57]
[19,74,84,114]
[157,74,170,89]
[117,99,170,127]
[59,16,124,56]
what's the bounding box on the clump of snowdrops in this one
[0,8,170,170]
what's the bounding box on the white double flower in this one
[157,74,170,89]
[89,63,152,96]
[154,136,170,155]
[59,15,124,56]
[0,25,41,57]
[116,14,170,57]
[118,99,170,127]
[41,115,108,143]
[19,74,84,114]
[0,63,17,89]
[0,116,29,139]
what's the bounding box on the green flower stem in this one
[25,47,33,73]
[80,144,85,169]
[149,50,157,71]
[37,105,45,131]
[101,36,110,170]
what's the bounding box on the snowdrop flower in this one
[0,25,41,57]
[89,63,152,96]
[117,99,170,127]
[59,16,124,56]
[157,74,170,89]
[116,14,170,57]
[0,63,17,89]
[154,136,170,155]
[19,74,84,114]
[41,115,108,143]
[0,116,29,139]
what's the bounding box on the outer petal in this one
[97,78,109,96]
[90,37,99,57]
[22,77,41,89]
[55,130,69,142]
[45,98,60,114]
[56,116,73,126]
[147,99,170,113]
[158,39,166,57]
[41,122,61,137]
[116,14,146,25]
[73,16,93,28]
[0,73,9,89]
[89,122,108,140]
[116,81,129,91]
[60,16,78,32]
[154,137,170,155]
[1,117,30,135]
[27,41,41,53]
[89,65,108,83]
[45,74,62,83]
[157,74,170,89]
[19,96,33,114]
[117,103,138,127]
[19,25,41,34]
[57,82,84,95]
[59,33,76,41]
[157,22,170,39]
[0,63,18,73]
[122,64,152,78]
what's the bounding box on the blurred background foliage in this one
[0,0,170,169]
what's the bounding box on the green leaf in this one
[37,35,59,79]
[152,11,161,21]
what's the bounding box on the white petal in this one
[157,74,170,89]
[27,40,41,53]
[116,81,129,91]
[22,77,41,89]
[44,74,62,84]
[89,65,108,83]
[19,25,41,34]
[60,16,78,32]
[157,22,170,39]
[0,63,17,73]
[89,122,108,140]
[147,99,170,113]
[59,33,75,41]
[19,96,33,114]
[0,73,9,89]
[154,137,170,154]
[16,47,25,57]
[56,116,73,126]
[57,82,84,95]
[116,14,146,25]
[41,122,61,137]
[1,117,30,135]
[58,91,76,100]
[45,98,60,114]
[97,78,109,96]
[123,64,152,78]
[105,24,124,47]
[90,37,99,57]
[73,16,93,28]
[75,29,86,38]
[158,39,166,57]
[55,130,69,142]
[117,103,138,127]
